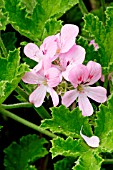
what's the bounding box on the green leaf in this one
[83,7,113,70]
[0,0,8,30]
[1,32,17,51]
[4,134,48,170]
[73,150,103,170]
[50,137,89,158]
[41,105,92,138]
[95,94,113,152]
[4,0,78,42]
[0,81,7,97]
[0,125,3,130]
[0,49,29,104]
[54,157,75,170]
[77,36,100,64]
[27,165,37,170]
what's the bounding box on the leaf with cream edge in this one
[72,150,103,170]
[4,0,78,43]
[0,0,8,30]
[50,137,89,159]
[95,94,113,152]
[51,137,103,170]
[0,49,29,104]
[40,105,92,138]
[83,7,113,71]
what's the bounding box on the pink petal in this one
[80,130,100,148]
[62,89,79,107]
[86,61,102,85]
[78,93,93,116]
[45,67,62,87]
[29,85,47,107]
[40,35,57,59]
[22,70,44,84]
[47,87,59,106]
[60,24,79,53]
[59,44,85,71]
[24,43,43,62]
[68,64,89,88]
[89,40,99,51]
[33,60,43,72]
[85,86,107,103]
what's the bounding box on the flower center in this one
[43,80,47,85]
[56,48,61,54]
[77,85,83,92]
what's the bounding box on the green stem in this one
[15,86,51,119]
[78,0,88,15]
[0,36,7,57]
[0,107,56,138]
[101,0,105,23]
[103,159,113,164]
[34,106,51,119]
[15,86,29,101]
[1,102,33,109]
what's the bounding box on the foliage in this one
[0,0,113,170]
[4,134,48,170]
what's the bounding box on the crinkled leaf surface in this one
[41,105,92,138]
[50,137,89,158]
[72,150,103,170]
[4,134,48,170]
[95,94,113,152]
[0,49,29,104]
[83,7,113,72]
[0,0,8,30]
[4,0,78,42]
[77,36,100,64]
[54,157,75,170]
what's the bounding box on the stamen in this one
[77,85,83,92]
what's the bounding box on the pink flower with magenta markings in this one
[62,61,107,116]
[24,35,57,71]
[22,66,61,107]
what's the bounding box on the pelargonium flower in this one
[24,35,57,71]
[89,40,99,51]
[55,24,79,54]
[62,61,107,116]
[22,66,61,107]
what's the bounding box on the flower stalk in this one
[15,86,51,119]
[78,0,88,15]
[0,107,56,138]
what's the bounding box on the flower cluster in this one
[22,24,107,117]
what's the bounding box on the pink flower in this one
[62,61,107,116]
[55,24,79,54]
[80,127,100,148]
[22,67,61,107]
[24,36,57,71]
[89,40,99,51]
[60,44,86,80]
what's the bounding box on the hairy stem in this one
[0,36,7,57]
[78,0,88,15]
[0,107,56,138]
[1,102,33,109]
